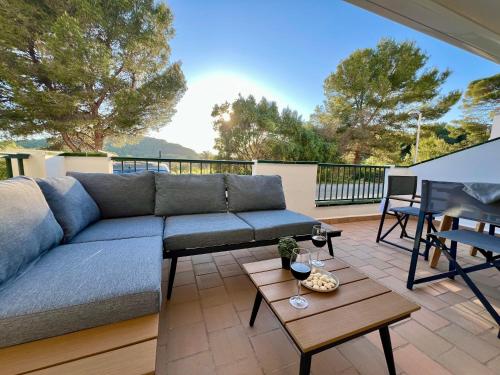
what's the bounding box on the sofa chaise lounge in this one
[0,171,340,374]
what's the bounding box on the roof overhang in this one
[345,0,500,63]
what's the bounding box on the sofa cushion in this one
[236,210,319,241]
[226,174,286,212]
[0,236,162,348]
[155,173,227,216]
[68,171,155,218]
[163,213,254,251]
[37,176,101,242]
[70,215,164,243]
[0,177,63,286]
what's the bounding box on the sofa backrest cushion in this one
[0,177,63,285]
[37,176,101,242]
[68,171,155,218]
[155,174,227,216]
[226,174,286,212]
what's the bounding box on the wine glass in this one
[289,248,311,309]
[311,224,327,267]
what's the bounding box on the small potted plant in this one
[278,237,298,270]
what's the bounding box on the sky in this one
[153,0,499,153]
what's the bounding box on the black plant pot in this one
[281,256,291,270]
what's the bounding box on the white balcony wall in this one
[253,161,380,220]
[6,150,113,177]
[45,156,65,177]
[252,162,318,216]
[3,149,52,178]
[64,156,113,174]
[409,138,500,194]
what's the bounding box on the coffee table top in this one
[243,256,419,353]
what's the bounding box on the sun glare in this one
[152,71,306,153]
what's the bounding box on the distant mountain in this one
[105,137,199,159]
[15,136,199,159]
[16,138,49,149]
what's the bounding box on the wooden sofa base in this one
[0,314,159,375]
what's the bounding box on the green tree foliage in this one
[461,73,499,125]
[404,128,457,164]
[212,95,338,161]
[313,39,461,164]
[365,120,490,166]
[0,160,6,180]
[447,121,490,147]
[199,151,216,160]
[0,0,186,151]
[402,122,490,164]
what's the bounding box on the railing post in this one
[5,157,13,178]
[16,158,25,175]
[351,166,356,202]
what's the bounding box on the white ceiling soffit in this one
[345,0,500,63]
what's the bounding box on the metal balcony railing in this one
[0,153,29,180]
[316,163,389,205]
[111,157,254,175]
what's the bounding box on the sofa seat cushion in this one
[0,237,162,348]
[163,213,254,251]
[68,171,155,218]
[0,177,63,285]
[236,210,320,241]
[37,176,101,242]
[70,215,164,244]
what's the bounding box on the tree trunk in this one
[93,130,104,151]
[352,148,361,165]
[61,133,79,152]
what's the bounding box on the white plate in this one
[301,268,340,293]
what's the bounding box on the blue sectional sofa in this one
[0,171,340,349]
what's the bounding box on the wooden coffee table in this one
[243,256,420,375]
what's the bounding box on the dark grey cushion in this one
[0,236,163,348]
[226,174,286,212]
[155,173,227,216]
[37,176,101,242]
[68,171,155,219]
[0,177,63,285]
[236,210,319,241]
[163,213,254,251]
[70,215,164,243]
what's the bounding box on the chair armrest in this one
[388,195,421,204]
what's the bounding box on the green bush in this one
[0,159,8,180]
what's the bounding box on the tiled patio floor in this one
[156,219,500,375]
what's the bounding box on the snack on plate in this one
[302,270,338,292]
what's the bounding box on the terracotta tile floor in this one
[156,219,500,375]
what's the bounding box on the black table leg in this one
[379,326,396,375]
[299,352,311,375]
[327,233,334,258]
[249,290,263,327]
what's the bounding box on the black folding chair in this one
[407,180,500,337]
[376,175,436,259]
